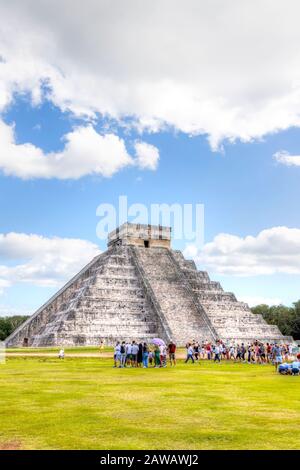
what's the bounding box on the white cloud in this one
[134,141,159,170]
[1,1,300,149]
[0,232,100,290]
[0,120,159,179]
[0,121,135,179]
[273,150,300,167]
[184,227,300,276]
[237,295,282,307]
[0,304,32,317]
[0,279,10,296]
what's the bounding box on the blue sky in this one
[0,1,300,315]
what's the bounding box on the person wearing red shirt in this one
[168,341,177,366]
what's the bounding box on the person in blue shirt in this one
[273,344,282,371]
[291,361,300,375]
[278,362,291,375]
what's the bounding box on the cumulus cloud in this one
[1,1,300,149]
[184,226,300,276]
[134,141,159,170]
[273,150,300,167]
[0,232,100,290]
[0,121,132,179]
[0,120,159,179]
[0,279,10,296]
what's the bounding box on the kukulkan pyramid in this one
[6,223,290,347]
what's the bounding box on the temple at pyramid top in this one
[108,222,171,249]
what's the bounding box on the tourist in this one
[160,343,167,367]
[120,341,126,368]
[142,342,149,368]
[235,344,242,362]
[193,342,200,362]
[225,345,230,361]
[256,343,262,364]
[125,341,132,366]
[240,343,246,362]
[254,342,260,361]
[247,344,255,363]
[131,341,139,367]
[137,342,143,367]
[260,343,266,364]
[278,362,291,375]
[291,360,300,375]
[213,344,221,362]
[148,349,154,366]
[58,348,65,359]
[206,343,212,360]
[247,344,252,363]
[273,343,282,371]
[219,342,225,359]
[168,341,177,366]
[185,343,195,363]
[283,344,289,362]
[154,345,161,367]
[266,343,272,363]
[114,341,121,368]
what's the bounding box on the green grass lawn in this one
[0,356,300,450]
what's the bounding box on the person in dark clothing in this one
[137,342,143,367]
[193,342,200,362]
[241,343,246,362]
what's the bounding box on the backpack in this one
[120,345,125,354]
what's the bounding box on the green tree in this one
[290,301,300,339]
[0,316,29,341]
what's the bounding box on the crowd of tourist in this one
[112,339,300,373]
[113,340,176,368]
[184,340,298,368]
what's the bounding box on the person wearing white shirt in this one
[114,342,121,368]
[185,343,195,363]
[131,341,139,367]
[58,349,65,359]
[125,342,132,366]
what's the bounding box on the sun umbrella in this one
[152,338,166,347]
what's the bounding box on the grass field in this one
[1,354,300,450]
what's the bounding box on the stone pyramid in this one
[6,223,291,347]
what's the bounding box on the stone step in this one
[133,246,214,342]
[196,292,237,302]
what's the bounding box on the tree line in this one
[251,300,300,340]
[0,316,29,341]
[0,300,300,342]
